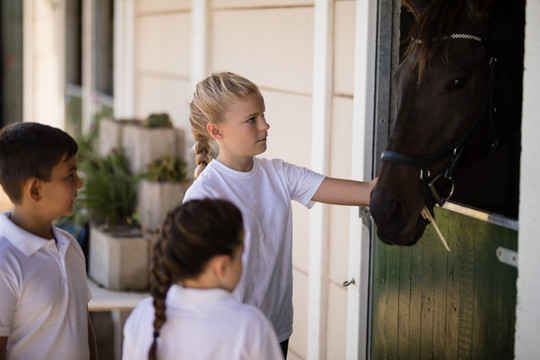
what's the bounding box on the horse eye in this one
[446,77,468,91]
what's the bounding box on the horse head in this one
[370,0,524,246]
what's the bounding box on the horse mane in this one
[403,0,492,82]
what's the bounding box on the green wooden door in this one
[370,207,517,359]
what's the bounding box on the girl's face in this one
[214,93,270,170]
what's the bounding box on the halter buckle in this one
[428,173,455,206]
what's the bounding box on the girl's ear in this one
[207,123,223,140]
[25,177,41,201]
[213,255,230,278]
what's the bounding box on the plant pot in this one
[88,225,151,291]
[138,180,189,233]
[123,124,186,174]
[97,118,139,156]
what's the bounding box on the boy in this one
[0,122,97,360]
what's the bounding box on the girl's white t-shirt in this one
[122,285,283,360]
[183,157,325,342]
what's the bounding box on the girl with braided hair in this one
[184,72,377,358]
[122,199,283,360]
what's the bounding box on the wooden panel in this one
[135,13,191,76]
[136,0,190,13]
[370,207,517,359]
[212,0,312,8]
[291,269,309,359]
[334,1,356,95]
[134,74,192,152]
[212,7,314,94]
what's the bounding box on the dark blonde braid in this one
[147,198,244,359]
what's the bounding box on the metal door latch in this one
[496,247,518,268]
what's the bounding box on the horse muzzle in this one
[370,186,428,246]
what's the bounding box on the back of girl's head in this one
[148,198,244,360]
[0,122,78,204]
[189,72,261,178]
[155,198,243,282]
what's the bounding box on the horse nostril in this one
[387,197,406,225]
[371,191,408,232]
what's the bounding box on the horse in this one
[370,0,525,246]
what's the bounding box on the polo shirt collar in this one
[0,211,60,257]
[167,285,233,312]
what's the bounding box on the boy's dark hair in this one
[0,122,78,204]
[149,198,244,360]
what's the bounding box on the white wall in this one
[515,0,540,356]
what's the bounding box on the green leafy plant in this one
[142,113,172,128]
[78,149,141,231]
[143,155,187,183]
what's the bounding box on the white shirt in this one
[122,285,283,360]
[0,211,91,360]
[183,157,325,342]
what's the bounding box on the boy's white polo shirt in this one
[0,211,91,360]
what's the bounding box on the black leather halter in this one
[381,34,499,207]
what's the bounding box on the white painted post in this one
[23,0,65,129]
[113,0,135,120]
[347,0,378,358]
[191,0,210,91]
[113,0,124,119]
[308,0,333,358]
[123,0,135,118]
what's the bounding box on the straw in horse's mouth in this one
[421,206,451,252]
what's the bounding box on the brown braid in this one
[148,227,172,360]
[189,72,261,178]
[147,199,244,359]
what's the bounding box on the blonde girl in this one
[184,72,376,357]
[122,199,283,360]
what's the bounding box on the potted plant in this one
[122,113,186,174]
[138,155,190,233]
[78,149,151,291]
[97,113,185,174]
[97,117,139,156]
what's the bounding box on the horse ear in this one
[466,0,491,23]
[403,0,429,19]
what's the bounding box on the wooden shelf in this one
[88,278,148,312]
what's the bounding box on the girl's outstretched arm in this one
[311,177,377,206]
